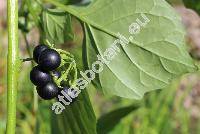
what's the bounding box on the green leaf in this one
[46,0,197,99]
[80,0,197,99]
[108,113,134,134]
[183,0,200,14]
[97,104,139,134]
[42,9,74,44]
[51,89,97,134]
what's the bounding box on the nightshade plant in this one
[6,0,198,134]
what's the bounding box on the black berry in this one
[38,49,61,71]
[33,44,49,63]
[37,82,59,100]
[30,66,52,86]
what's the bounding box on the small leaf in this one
[42,9,74,44]
[97,104,140,134]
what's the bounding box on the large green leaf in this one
[42,9,74,44]
[97,104,140,134]
[51,89,97,134]
[46,0,197,99]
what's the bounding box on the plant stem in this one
[22,58,34,62]
[6,0,19,133]
[43,0,82,20]
[23,33,33,63]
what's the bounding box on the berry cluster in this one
[30,43,78,102]
[30,45,62,100]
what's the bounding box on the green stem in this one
[43,0,80,18]
[22,58,34,62]
[33,87,38,114]
[43,0,103,31]
[6,0,19,134]
[23,33,32,62]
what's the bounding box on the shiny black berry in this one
[37,82,59,100]
[38,49,61,71]
[30,66,52,86]
[33,45,49,63]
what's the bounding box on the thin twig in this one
[23,33,34,66]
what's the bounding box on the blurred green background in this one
[1,0,200,133]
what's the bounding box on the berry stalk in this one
[6,0,19,133]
